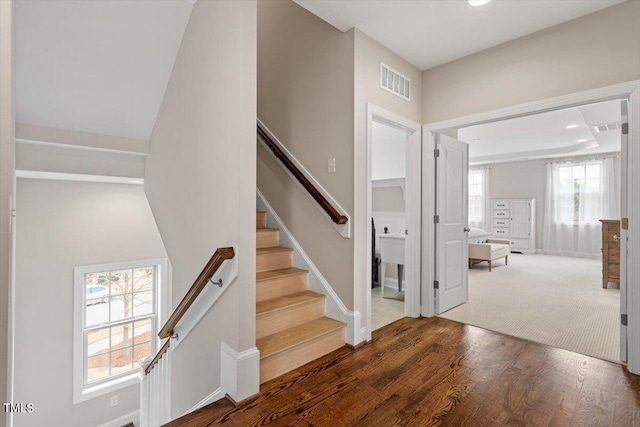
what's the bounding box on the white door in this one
[435,134,469,314]
[510,200,530,238]
[620,100,629,362]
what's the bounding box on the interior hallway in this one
[167,316,639,426]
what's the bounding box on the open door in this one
[435,134,469,314]
[620,100,629,363]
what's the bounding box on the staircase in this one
[255,211,346,384]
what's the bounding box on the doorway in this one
[366,104,421,339]
[446,99,623,362]
[422,82,639,371]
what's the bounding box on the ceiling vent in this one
[380,63,410,101]
[593,122,621,133]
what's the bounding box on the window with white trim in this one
[73,259,166,403]
[468,169,485,224]
[557,163,601,224]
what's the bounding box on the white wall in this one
[144,0,257,416]
[0,2,15,426]
[257,0,355,308]
[422,0,640,123]
[371,121,406,181]
[13,180,166,427]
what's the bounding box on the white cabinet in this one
[491,198,536,253]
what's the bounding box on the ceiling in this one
[293,0,625,70]
[459,99,623,165]
[16,0,194,141]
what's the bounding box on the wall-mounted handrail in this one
[144,340,170,375]
[157,247,235,340]
[257,123,348,225]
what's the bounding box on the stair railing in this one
[139,247,237,427]
[257,119,351,238]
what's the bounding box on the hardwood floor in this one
[166,317,640,426]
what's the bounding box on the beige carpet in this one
[439,253,621,362]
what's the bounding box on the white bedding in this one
[468,227,492,243]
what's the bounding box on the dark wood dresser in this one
[600,219,620,288]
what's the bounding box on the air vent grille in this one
[380,63,410,101]
[593,122,621,133]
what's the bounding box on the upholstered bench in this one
[468,239,511,272]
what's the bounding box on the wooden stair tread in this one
[257,246,293,255]
[256,228,279,232]
[256,290,324,316]
[256,267,307,282]
[257,317,345,359]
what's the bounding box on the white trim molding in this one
[16,170,144,185]
[363,103,422,342]
[422,80,640,375]
[220,342,260,403]
[257,189,364,345]
[183,388,224,416]
[96,410,140,427]
[257,118,351,238]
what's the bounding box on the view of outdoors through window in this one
[468,169,484,222]
[84,266,156,385]
[558,164,601,223]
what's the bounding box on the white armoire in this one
[491,198,536,254]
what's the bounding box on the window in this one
[468,168,490,230]
[73,259,167,403]
[468,169,484,223]
[543,157,618,256]
[556,163,601,224]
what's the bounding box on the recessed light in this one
[566,124,579,129]
[474,138,481,142]
[468,0,491,6]
[577,139,588,143]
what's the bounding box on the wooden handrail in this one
[145,340,170,375]
[257,124,348,225]
[157,247,235,339]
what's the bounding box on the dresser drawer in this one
[493,210,509,219]
[493,228,509,237]
[492,201,509,209]
[493,219,510,228]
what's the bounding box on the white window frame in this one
[73,258,168,404]
[468,169,485,223]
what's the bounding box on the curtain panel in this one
[468,167,491,232]
[542,157,618,257]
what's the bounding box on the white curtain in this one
[543,158,618,256]
[468,167,491,232]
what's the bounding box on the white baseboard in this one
[221,341,260,402]
[535,250,599,259]
[96,410,139,427]
[184,388,224,415]
[257,189,363,346]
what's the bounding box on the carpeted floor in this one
[438,253,621,362]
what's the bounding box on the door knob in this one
[464,227,470,232]
[613,235,620,242]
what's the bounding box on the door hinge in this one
[621,122,629,135]
[621,218,629,230]
[433,280,439,289]
[622,313,628,326]
[434,148,440,158]
[434,215,440,224]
